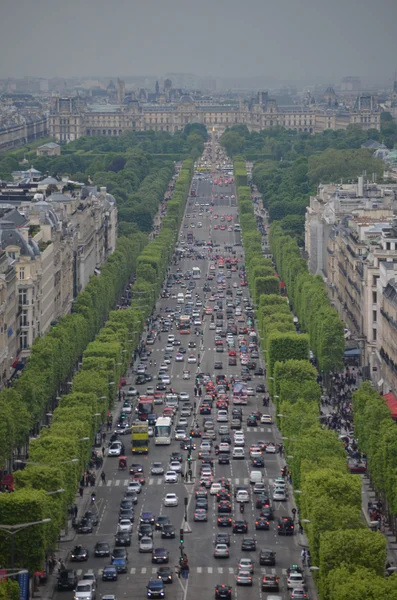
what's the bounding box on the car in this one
[259,549,276,566]
[235,490,250,503]
[232,447,245,460]
[188,354,197,363]
[196,497,209,509]
[179,391,190,401]
[287,572,305,589]
[273,488,287,501]
[70,545,88,561]
[266,443,277,454]
[214,544,229,558]
[151,462,164,476]
[278,517,295,536]
[157,566,173,584]
[127,386,139,397]
[175,353,184,362]
[169,460,183,473]
[164,470,178,484]
[94,542,110,557]
[154,516,170,532]
[215,584,232,599]
[117,519,133,534]
[57,569,78,591]
[210,482,222,495]
[122,401,132,414]
[101,565,118,582]
[152,548,169,564]
[163,493,178,507]
[127,480,142,493]
[139,536,154,553]
[233,520,248,534]
[217,500,232,514]
[140,512,156,526]
[290,587,308,599]
[261,575,280,592]
[129,463,143,475]
[146,578,165,598]
[236,569,253,586]
[241,537,256,551]
[230,419,242,430]
[108,442,123,456]
[114,531,131,547]
[74,581,95,600]
[77,518,93,534]
[111,548,128,563]
[255,517,270,531]
[237,557,254,573]
[251,457,265,468]
[217,515,232,527]
[161,524,176,538]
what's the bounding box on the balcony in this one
[338,262,347,277]
[380,308,397,332]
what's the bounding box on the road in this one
[56,147,309,600]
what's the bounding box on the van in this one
[165,394,178,409]
[177,293,184,304]
[250,470,263,485]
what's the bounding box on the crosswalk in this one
[74,566,287,576]
[99,477,270,487]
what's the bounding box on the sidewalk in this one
[361,475,397,566]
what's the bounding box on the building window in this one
[20,331,28,350]
[19,268,25,280]
[373,328,377,342]
[372,275,379,286]
[373,310,377,323]
[372,291,377,304]
[19,289,27,305]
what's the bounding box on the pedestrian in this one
[298,521,303,535]
[84,473,89,486]
[79,486,84,498]
[101,471,106,484]
[102,432,106,443]
[301,549,306,566]
[73,504,78,518]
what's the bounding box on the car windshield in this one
[77,584,91,591]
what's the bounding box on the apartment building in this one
[0,186,117,385]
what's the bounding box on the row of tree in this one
[234,160,392,599]
[0,159,194,574]
[269,223,345,374]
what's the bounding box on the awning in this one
[344,348,361,357]
[383,391,397,419]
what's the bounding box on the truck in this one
[131,422,149,454]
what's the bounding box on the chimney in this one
[358,176,364,197]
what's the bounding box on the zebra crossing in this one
[99,477,265,487]
[74,566,286,576]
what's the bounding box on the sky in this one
[2,0,397,85]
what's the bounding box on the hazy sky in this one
[2,0,397,84]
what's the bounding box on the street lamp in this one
[302,519,311,523]
[15,458,79,466]
[78,437,90,442]
[295,490,304,495]
[46,488,65,496]
[310,566,320,571]
[0,519,51,569]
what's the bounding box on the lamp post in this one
[46,489,65,496]
[0,519,51,569]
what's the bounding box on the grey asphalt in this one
[50,149,315,600]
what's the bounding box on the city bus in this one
[192,266,201,279]
[137,397,154,421]
[154,416,173,445]
[178,315,191,334]
[131,422,149,454]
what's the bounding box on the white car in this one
[217,410,228,422]
[246,387,255,396]
[273,487,287,501]
[175,353,184,362]
[74,582,95,600]
[148,426,154,438]
[194,319,202,326]
[209,323,216,330]
[179,392,190,402]
[210,482,222,495]
[165,344,174,352]
[187,355,197,364]
[266,443,277,454]
[175,429,187,440]
[287,572,305,589]
[200,441,211,452]
[118,519,133,533]
[139,536,153,553]
[249,446,262,458]
[169,461,182,473]
[137,364,146,374]
[232,447,245,460]
[167,334,175,343]
[127,387,139,397]
[234,435,245,447]
[127,481,142,493]
[163,493,178,507]
[122,402,132,414]
[178,417,188,427]
[146,386,155,396]
[164,471,178,484]
[161,375,171,385]
[108,443,123,456]
[235,490,250,503]
[260,414,273,424]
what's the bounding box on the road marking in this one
[149,478,154,486]
[141,567,147,574]
[197,567,202,573]
[115,480,120,486]
[130,568,136,574]
[229,567,234,574]
[218,567,223,574]
[207,567,213,574]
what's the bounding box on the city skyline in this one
[1,0,397,84]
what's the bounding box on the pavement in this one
[36,141,316,600]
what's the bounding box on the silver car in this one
[151,462,164,476]
[139,536,153,553]
[74,582,96,600]
[214,544,229,558]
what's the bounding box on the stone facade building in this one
[48,92,381,142]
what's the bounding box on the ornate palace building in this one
[48,90,381,142]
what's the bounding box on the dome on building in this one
[179,95,194,104]
[0,221,35,257]
[324,86,336,95]
[373,148,390,160]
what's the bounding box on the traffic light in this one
[179,528,184,545]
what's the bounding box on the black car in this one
[120,500,135,511]
[251,457,265,468]
[254,368,264,377]
[138,524,154,539]
[157,566,173,584]
[57,570,77,590]
[241,537,257,551]
[152,548,169,564]
[261,575,279,592]
[255,517,270,531]
[161,524,175,539]
[155,516,170,531]
[246,415,257,427]
[84,511,99,526]
[233,520,248,534]
[256,495,272,509]
[215,584,232,599]
[170,451,183,463]
[111,547,128,561]
[70,545,88,561]
[156,382,167,391]
[102,566,118,582]
[214,362,223,369]
[215,532,231,546]
[140,512,156,526]
[259,549,276,566]
[123,490,138,504]
[217,516,232,527]
[255,383,266,392]
[217,501,232,514]
[277,516,294,535]
[115,532,131,547]
[94,542,110,557]
[77,518,93,534]
[119,509,134,522]
[196,497,209,510]
[130,463,144,474]
[146,579,165,598]
[218,454,230,465]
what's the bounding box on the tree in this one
[320,529,386,579]
[220,132,245,157]
[327,566,397,600]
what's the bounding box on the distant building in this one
[36,142,61,156]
